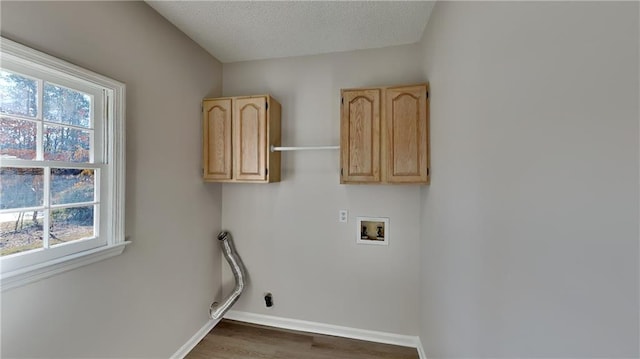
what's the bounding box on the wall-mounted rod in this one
[271,145,339,152]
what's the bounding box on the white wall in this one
[221,45,425,335]
[0,2,223,357]
[2,2,637,357]
[419,2,639,357]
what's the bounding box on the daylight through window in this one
[0,37,125,288]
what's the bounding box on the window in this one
[0,37,126,290]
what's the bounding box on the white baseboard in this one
[171,317,221,359]
[224,310,425,355]
[416,336,427,359]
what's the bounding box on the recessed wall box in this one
[356,216,389,246]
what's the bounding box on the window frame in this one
[0,37,127,291]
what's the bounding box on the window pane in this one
[0,211,44,256]
[50,206,94,245]
[0,167,44,210]
[44,125,91,162]
[0,117,37,160]
[43,83,91,128]
[51,168,94,205]
[0,70,38,118]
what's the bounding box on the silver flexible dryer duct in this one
[209,231,247,320]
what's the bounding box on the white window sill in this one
[1,241,130,291]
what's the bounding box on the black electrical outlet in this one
[264,293,273,307]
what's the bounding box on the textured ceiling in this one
[146,1,435,63]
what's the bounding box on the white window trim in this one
[0,37,128,291]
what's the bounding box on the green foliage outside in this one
[1,71,91,162]
[51,169,94,226]
[1,70,95,255]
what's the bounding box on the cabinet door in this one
[203,99,232,181]
[341,89,381,183]
[234,97,267,181]
[385,85,429,183]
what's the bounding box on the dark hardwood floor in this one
[186,319,419,359]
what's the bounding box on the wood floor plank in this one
[186,320,419,359]
[214,321,312,348]
[312,334,419,358]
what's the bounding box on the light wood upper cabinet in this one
[385,85,429,183]
[341,83,430,185]
[203,99,232,181]
[203,95,281,183]
[340,89,381,183]
[234,97,266,181]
